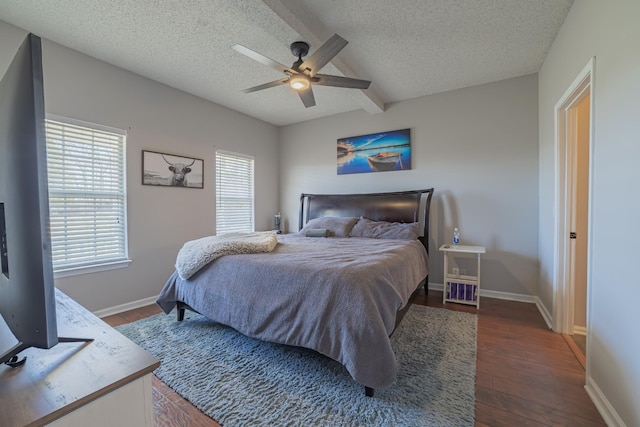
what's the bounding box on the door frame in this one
[552,57,595,343]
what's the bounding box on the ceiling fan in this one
[232,34,371,108]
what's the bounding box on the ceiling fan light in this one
[290,76,310,91]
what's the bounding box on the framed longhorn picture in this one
[142,150,204,188]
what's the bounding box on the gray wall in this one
[279,75,539,296]
[0,21,280,312]
[538,1,640,425]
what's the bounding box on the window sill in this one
[54,259,132,279]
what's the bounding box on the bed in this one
[156,188,434,396]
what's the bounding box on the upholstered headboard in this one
[298,188,434,252]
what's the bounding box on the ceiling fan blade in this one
[313,74,371,90]
[241,78,289,93]
[297,87,316,108]
[232,44,291,74]
[299,34,348,77]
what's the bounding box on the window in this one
[216,150,254,234]
[45,116,129,276]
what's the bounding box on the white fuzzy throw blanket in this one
[176,231,278,280]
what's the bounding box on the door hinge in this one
[570,232,577,239]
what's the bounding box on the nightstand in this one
[439,244,485,309]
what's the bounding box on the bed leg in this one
[177,308,185,321]
[365,386,374,397]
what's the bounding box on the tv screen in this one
[0,33,58,365]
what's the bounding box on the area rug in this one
[115,304,477,426]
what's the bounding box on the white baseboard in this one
[428,283,552,328]
[535,297,554,330]
[585,376,627,427]
[93,296,158,318]
[481,288,537,303]
[428,282,537,303]
[573,325,587,335]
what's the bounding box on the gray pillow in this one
[298,217,358,237]
[349,217,420,240]
[304,228,329,238]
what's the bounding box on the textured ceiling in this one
[0,0,573,126]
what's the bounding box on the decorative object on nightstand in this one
[273,213,281,234]
[439,244,485,308]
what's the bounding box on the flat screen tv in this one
[0,33,89,367]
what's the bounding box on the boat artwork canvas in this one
[337,128,411,175]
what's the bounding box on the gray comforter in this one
[156,234,429,389]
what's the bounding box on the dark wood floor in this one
[571,334,587,355]
[103,289,606,427]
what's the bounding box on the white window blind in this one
[45,118,128,273]
[216,150,254,234]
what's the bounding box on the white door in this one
[570,93,590,339]
[553,58,594,373]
